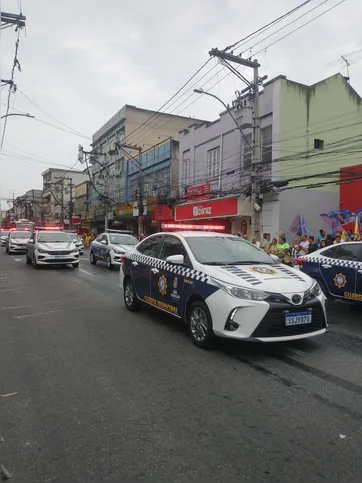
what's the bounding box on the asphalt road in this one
[1,250,362,483]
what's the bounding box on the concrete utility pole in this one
[55,176,74,228]
[121,144,143,236]
[209,48,263,239]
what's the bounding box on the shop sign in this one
[175,197,238,221]
[186,183,210,203]
[154,205,174,221]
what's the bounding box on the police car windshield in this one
[110,234,138,245]
[38,232,71,243]
[185,236,274,265]
[10,231,31,239]
[68,233,79,240]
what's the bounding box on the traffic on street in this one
[1,244,362,482]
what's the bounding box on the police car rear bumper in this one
[208,290,328,342]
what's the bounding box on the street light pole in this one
[1,112,34,120]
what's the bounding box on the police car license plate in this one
[285,312,311,326]
[54,255,65,259]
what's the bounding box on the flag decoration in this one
[289,214,310,237]
[354,215,361,240]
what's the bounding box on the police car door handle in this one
[132,261,138,266]
[322,264,331,268]
[151,268,159,274]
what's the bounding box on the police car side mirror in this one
[166,254,184,265]
[269,254,279,263]
[100,240,107,245]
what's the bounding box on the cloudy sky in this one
[0,0,360,210]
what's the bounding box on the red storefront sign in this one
[186,183,210,202]
[153,205,175,221]
[175,198,238,221]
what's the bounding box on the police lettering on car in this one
[296,241,362,304]
[120,230,328,349]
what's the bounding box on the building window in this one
[154,167,170,196]
[183,152,190,186]
[207,146,220,180]
[314,138,324,150]
[261,125,272,179]
[243,134,252,170]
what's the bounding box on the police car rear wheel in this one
[188,301,215,349]
[124,279,139,311]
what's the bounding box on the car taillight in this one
[295,258,306,265]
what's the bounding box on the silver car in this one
[6,230,31,254]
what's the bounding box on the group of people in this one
[236,228,360,267]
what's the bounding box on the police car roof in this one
[163,231,237,238]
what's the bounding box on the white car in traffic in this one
[26,229,79,268]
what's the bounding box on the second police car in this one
[5,229,32,254]
[26,227,79,268]
[90,230,138,269]
[120,231,328,349]
[296,241,362,303]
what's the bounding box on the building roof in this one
[41,167,87,176]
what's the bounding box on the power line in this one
[244,0,331,54]
[224,0,314,52]
[17,88,91,139]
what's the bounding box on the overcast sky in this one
[0,0,361,210]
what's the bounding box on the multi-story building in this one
[42,168,88,226]
[13,189,43,223]
[90,104,206,233]
[177,72,362,237]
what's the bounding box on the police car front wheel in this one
[124,278,139,311]
[106,255,113,269]
[188,300,216,350]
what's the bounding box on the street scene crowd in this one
[244,228,361,266]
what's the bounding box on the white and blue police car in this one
[90,229,138,269]
[296,241,362,304]
[120,231,328,349]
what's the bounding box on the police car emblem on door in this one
[158,275,168,295]
[334,273,347,288]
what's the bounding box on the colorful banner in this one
[320,209,362,234]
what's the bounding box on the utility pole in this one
[68,179,73,230]
[121,144,143,236]
[209,48,264,239]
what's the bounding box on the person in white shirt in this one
[251,237,261,248]
[298,234,309,256]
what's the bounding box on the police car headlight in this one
[113,248,124,254]
[211,278,268,301]
[37,248,46,254]
[310,281,322,297]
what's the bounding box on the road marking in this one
[1,297,86,310]
[75,268,95,276]
[14,258,23,262]
[286,348,305,356]
[0,288,21,293]
[13,304,96,320]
